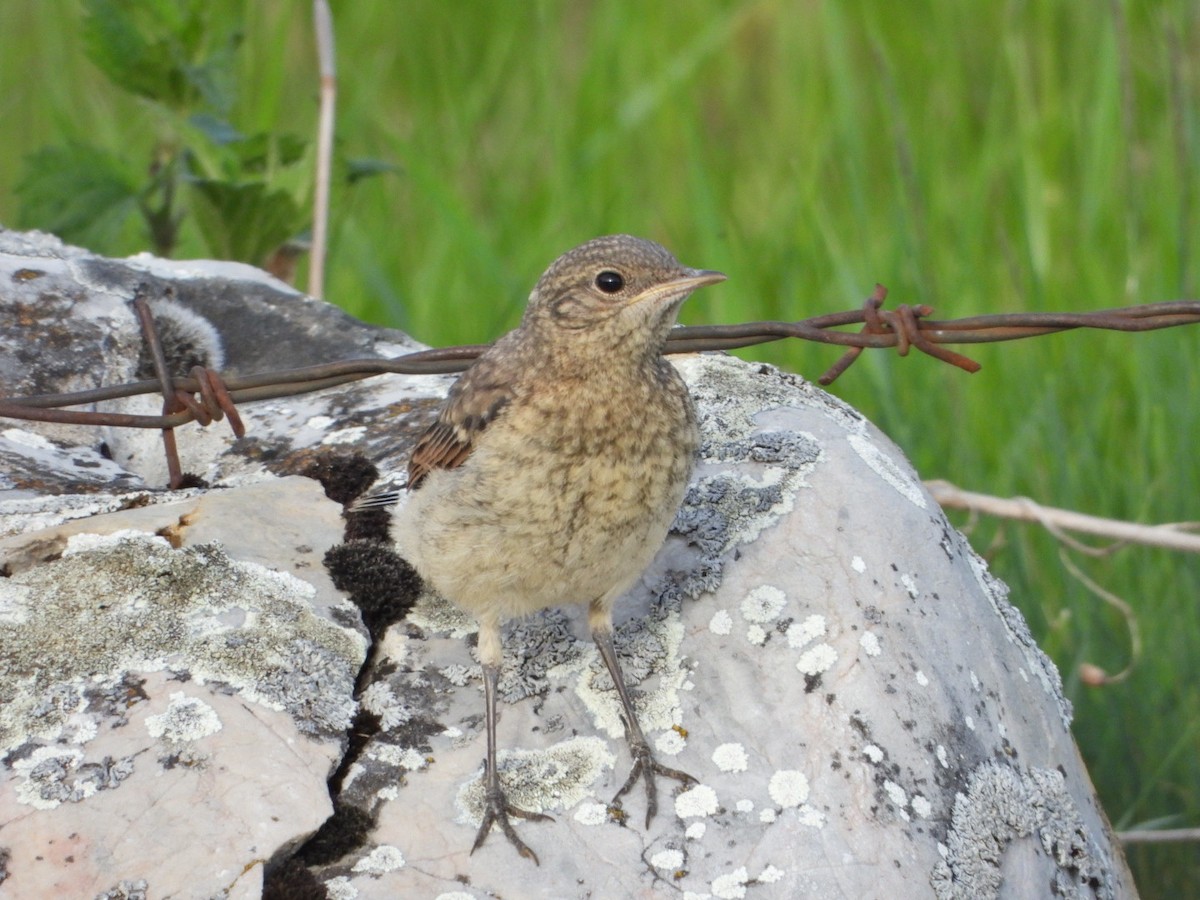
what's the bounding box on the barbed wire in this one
[2,283,1198,487]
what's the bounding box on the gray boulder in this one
[0,229,1135,899]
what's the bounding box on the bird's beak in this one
[678,268,728,290]
[638,268,727,306]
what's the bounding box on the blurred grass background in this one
[2,0,1197,893]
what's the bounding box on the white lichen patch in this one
[675,784,720,818]
[351,844,405,874]
[324,876,357,900]
[745,624,768,646]
[407,589,477,639]
[369,744,427,771]
[970,670,981,691]
[303,414,334,430]
[862,744,884,764]
[796,643,838,676]
[359,682,413,730]
[686,821,707,840]
[456,736,614,824]
[712,742,749,772]
[900,573,919,599]
[859,631,881,657]
[708,609,733,635]
[711,865,749,899]
[758,864,784,883]
[915,670,929,687]
[14,746,84,809]
[797,804,826,828]
[759,808,777,824]
[0,535,365,753]
[735,798,754,813]
[570,613,688,739]
[321,425,368,446]
[936,745,950,769]
[62,529,170,556]
[145,692,221,743]
[438,664,475,687]
[14,745,134,809]
[67,715,98,745]
[0,582,31,625]
[768,770,809,808]
[787,614,826,648]
[656,729,687,756]
[964,715,976,731]
[846,433,926,508]
[883,780,908,809]
[650,848,685,870]
[912,795,933,818]
[740,585,787,623]
[573,801,608,825]
[850,555,867,574]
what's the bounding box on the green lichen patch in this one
[0,532,366,753]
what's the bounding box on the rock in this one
[0,229,1136,899]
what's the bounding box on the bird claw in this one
[611,739,697,828]
[471,786,554,865]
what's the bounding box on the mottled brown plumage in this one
[392,234,725,862]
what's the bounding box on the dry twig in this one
[925,481,1200,554]
[308,0,336,299]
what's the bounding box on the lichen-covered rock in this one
[322,354,1129,899]
[0,527,366,897]
[0,230,1136,899]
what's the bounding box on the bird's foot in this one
[612,737,697,828]
[471,783,553,865]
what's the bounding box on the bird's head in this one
[523,234,725,353]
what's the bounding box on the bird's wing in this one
[407,347,517,490]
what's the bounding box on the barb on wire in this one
[2,289,1199,441]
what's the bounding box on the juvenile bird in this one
[371,234,724,862]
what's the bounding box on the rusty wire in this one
[2,286,1199,486]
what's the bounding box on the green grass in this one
[3,1,1198,893]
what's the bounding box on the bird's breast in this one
[404,363,697,613]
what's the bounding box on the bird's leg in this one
[471,622,552,864]
[592,624,696,827]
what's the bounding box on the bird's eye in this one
[595,270,625,294]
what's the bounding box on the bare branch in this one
[1118,828,1200,845]
[925,480,1200,554]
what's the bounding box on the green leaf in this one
[232,133,309,174]
[344,157,401,185]
[80,0,240,114]
[15,143,143,254]
[187,178,303,265]
[189,113,245,146]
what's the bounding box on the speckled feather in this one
[393,235,725,665]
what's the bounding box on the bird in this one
[360,234,725,863]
